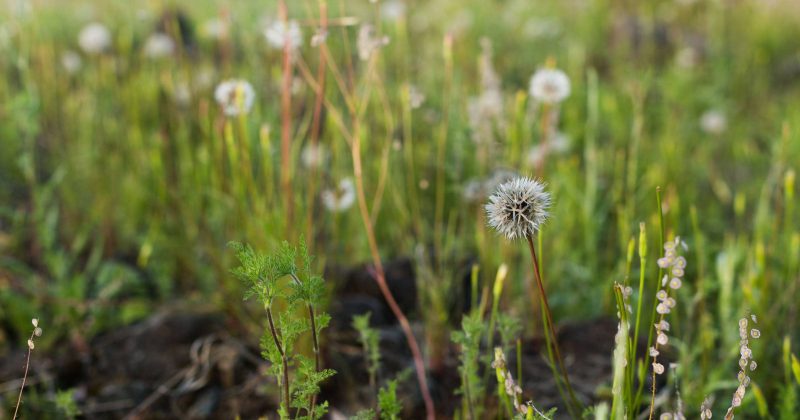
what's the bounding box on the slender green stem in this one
[267,307,291,415]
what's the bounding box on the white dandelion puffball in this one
[381,0,406,21]
[357,24,389,61]
[485,177,551,240]
[700,109,727,135]
[322,178,356,213]
[529,68,570,104]
[202,18,228,40]
[78,22,111,54]
[61,50,82,74]
[264,19,303,51]
[143,33,175,59]
[301,143,328,169]
[214,79,255,117]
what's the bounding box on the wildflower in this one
[700,397,713,419]
[669,277,682,289]
[310,28,327,47]
[322,178,356,213]
[649,347,659,357]
[526,132,569,167]
[700,110,727,135]
[27,339,34,350]
[264,19,303,51]
[653,362,665,375]
[529,67,570,104]
[657,332,669,345]
[201,18,228,40]
[61,50,82,74]
[750,329,760,338]
[214,79,256,117]
[408,84,425,109]
[357,24,389,61]
[143,32,175,59]
[381,0,406,21]
[301,143,328,169]
[485,177,551,240]
[78,22,111,54]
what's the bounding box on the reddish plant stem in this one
[279,0,294,233]
[526,236,582,413]
[305,0,329,246]
[351,126,435,420]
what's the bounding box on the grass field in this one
[1,0,800,418]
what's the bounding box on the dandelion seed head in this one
[529,68,570,104]
[264,19,303,51]
[143,32,175,59]
[214,79,255,117]
[322,178,356,213]
[78,22,111,54]
[61,50,82,74]
[485,177,551,240]
[301,143,328,169]
[357,24,389,61]
[701,109,727,135]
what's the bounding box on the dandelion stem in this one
[526,236,582,414]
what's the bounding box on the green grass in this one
[1,0,799,418]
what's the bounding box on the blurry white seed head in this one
[78,22,111,54]
[529,68,570,104]
[357,24,389,61]
[264,19,303,51]
[485,177,551,240]
[700,109,727,135]
[322,178,356,213]
[61,50,82,74]
[143,32,175,59]
[214,79,255,117]
[301,143,328,169]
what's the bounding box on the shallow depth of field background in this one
[1,0,800,418]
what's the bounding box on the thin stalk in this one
[526,236,582,415]
[289,273,320,418]
[267,307,291,414]
[634,187,665,410]
[278,0,294,233]
[304,0,329,247]
[630,230,647,399]
[351,126,435,420]
[12,330,36,420]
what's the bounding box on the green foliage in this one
[231,239,333,419]
[55,389,81,419]
[353,313,381,381]
[377,379,403,420]
[451,312,486,416]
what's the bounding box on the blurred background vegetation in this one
[1,0,799,417]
